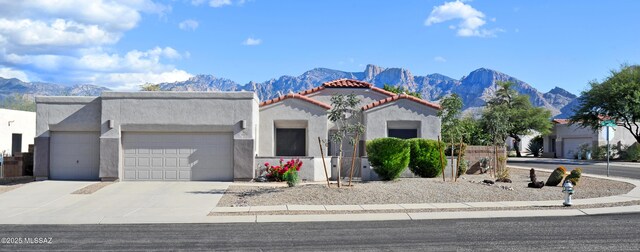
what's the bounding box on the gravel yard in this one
[217,168,635,207]
[71,181,115,194]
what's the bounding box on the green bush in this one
[406,139,447,178]
[526,136,543,157]
[444,143,467,156]
[283,169,300,187]
[563,168,582,186]
[621,143,640,161]
[545,166,567,186]
[366,138,411,181]
[457,158,469,178]
[591,145,608,160]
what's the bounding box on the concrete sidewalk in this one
[509,157,640,168]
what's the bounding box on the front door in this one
[11,133,22,155]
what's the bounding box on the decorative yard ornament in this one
[562,180,574,206]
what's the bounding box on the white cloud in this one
[93,69,193,91]
[0,1,192,90]
[425,0,502,38]
[0,18,120,53]
[178,19,199,31]
[209,0,232,7]
[191,0,206,6]
[242,37,262,46]
[433,56,447,62]
[1,46,189,88]
[0,67,29,82]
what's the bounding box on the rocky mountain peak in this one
[547,86,577,99]
[364,64,385,81]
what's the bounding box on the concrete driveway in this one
[0,180,229,224]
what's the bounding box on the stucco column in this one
[99,137,119,181]
[33,136,50,180]
[233,139,255,181]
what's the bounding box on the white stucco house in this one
[0,108,36,157]
[34,79,442,181]
[506,133,537,156]
[542,119,637,158]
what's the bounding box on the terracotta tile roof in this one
[322,79,373,88]
[553,119,570,124]
[293,79,397,98]
[361,93,442,111]
[297,86,325,96]
[259,93,331,109]
[371,86,398,97]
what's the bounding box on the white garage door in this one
[50,132,100,180]
[563,138,591,158]
[122,132,233,181]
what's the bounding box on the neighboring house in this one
[506,134,536,155]
[34,79,442,182]
[0,108,36,156]
[542,119,637,158]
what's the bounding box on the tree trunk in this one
[511,134,522,157]
[450,141,454,182]
[348,133,359,187]
[455,138,464,182]
[438,135,445,182]
[494,145,499,178]
[318,137,330,188]
[337,147,342,188]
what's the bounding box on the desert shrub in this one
[545,166,567,186]
[263,158,303,184]
[444,143,467,156]
[457,158,469,178]
[591,145,608,160]
[563,168,582,186]
[526,136,543,157]
[366,138,411,181]
[479,157,492,173]
[406,138,447,178]
[621,143,640,161]
[497,166,510,181]
[283,169,300,187]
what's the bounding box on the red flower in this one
[264,162,270,167]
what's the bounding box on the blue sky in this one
[0,0,638,95]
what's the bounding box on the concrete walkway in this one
[509,157,640,168]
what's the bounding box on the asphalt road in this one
[508,159,640,179]
[1,213,640,251]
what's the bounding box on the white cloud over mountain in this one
[0,0,191,90]
[425,0,502,38]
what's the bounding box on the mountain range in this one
[0,64,579,118]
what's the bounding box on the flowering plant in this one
[263,158,303,186]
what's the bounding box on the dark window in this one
[276,129,306,156]
[388,129,417,139]
[12,133,22,155]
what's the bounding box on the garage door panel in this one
[50,132,100,180]
[563,138,591,158]
[122,132,233,181]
